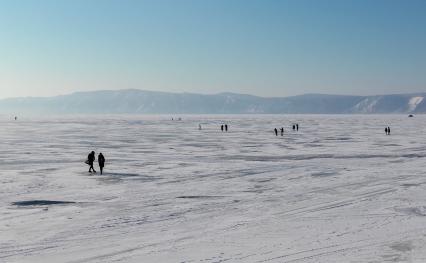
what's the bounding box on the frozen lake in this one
[1,114,426,262]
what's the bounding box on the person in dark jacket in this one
[280,127,284,136]
[98,153,105,175]
[274,128,278,136]
[87,151,96,173]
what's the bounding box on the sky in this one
[0,0,425,99]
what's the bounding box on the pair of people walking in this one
[86,151,106,175]
[385,126,391,135]
[221,124,228,132]
[274,128,284,136]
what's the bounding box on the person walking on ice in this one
[87,151,96,173]
[98,153,105,175]
[274,128,278,136]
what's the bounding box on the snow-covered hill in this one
[0,89,425,114]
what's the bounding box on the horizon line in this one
[2,88,426,100]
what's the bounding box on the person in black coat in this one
[98,153,105,175]
[87,151,96,173]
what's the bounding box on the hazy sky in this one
[0,0,425,99]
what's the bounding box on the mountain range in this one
[0,89,425,114]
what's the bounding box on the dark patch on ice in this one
[225,152,426,162]
[243,189,267,194]
[180,143,201,148]
[389,241,413,252]
[177,195,224,199]
[12,200,76,206]
[304,143,324,148]
[398,206,426,216]
[219,169,266,180]
[324,137,353,141]
[388,159,404,163]
[127,120,144,125]
[150,203,166,207]
[382,144,401,147]
[382,254,405,262]
[401,183,421,188]
[178,163,193,167]
[311,171,338,177]
[107,172,143,177]
[99,172,159,182]
[19,167,60,175]
[250,178,276,183]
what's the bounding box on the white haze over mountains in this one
[0,89,426,114]
[2,114,426,262]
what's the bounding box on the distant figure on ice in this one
[14,116,17,121]
[225,124,228,132]
[221,125,224,132]
[198,124,202,130]
[87,151,96,173]
[274,128,278,136]
[280,127,284,136]
[385,127,391,135]
[292,124,296,131]
[385,127,390,135]
[296,124,299,131]
[98,153,105,175]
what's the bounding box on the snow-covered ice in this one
[1,114,426,262]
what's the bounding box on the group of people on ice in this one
[84,122,394,173]
[274,124,300,136]
[86,151,106,175]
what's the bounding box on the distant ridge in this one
[0,89,425,114]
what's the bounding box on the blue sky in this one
[0,0,425,98]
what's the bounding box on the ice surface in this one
[1,114,426,262]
